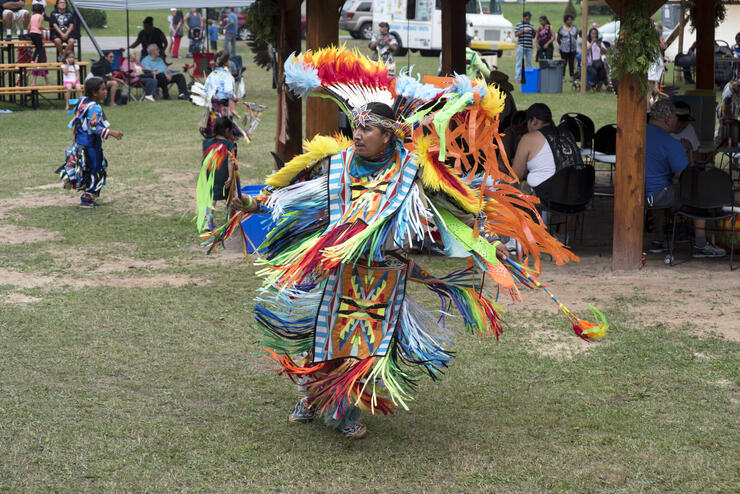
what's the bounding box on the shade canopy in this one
[71,0,255,9]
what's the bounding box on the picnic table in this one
[0,61,89,107]
[0,39,59,65]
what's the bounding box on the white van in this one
[372,0,513,57]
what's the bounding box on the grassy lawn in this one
[1,34,737,492]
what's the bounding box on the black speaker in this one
[406,1,415,19]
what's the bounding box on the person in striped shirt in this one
[514,11,535,82]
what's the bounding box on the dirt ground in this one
[3,182,738,344]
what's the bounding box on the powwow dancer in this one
[57,77,123,207]
[195,116,241,238]
[223,47,606,439]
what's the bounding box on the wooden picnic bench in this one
[0,61,89,107]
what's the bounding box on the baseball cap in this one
[673,101,695,121]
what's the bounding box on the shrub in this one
[78,9,107,29]
[564,0,577,20]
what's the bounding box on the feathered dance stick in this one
[505,258,608,340]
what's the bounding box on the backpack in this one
[539,123,584,171]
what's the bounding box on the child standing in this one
[28,3,45,63]
[61,50,81,110]
[208,20,218,52]
[196,116,239,232]
[58,77,124,208]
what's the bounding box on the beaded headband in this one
[350,104,411,139]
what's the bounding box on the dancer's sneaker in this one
[288,397,314,424]
[80,196,100,208]
[340,422,367,439]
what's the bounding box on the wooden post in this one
[694,0,714,91]
[612,72,646,270]
[580,0,589,94]
[305,0,342,139]
[678,0,685,55]
[440,0,466,75]
[275,0,303,163]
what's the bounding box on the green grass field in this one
[1,32,737,492]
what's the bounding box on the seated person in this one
[718,80,740,121]
[140,44,189,100]
[645,100,725,257]
[89,51,125,106]
[3,0,30,41]
[669,101,700,162]
[511,103,557,204]
[118,55,157,102]
[586,28,607,91]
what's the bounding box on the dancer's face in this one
[353,125,392,159]
[93,84,107,103]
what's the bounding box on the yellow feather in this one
[480,84,505,118]
[265,134,352,187]
[414,135,481,214]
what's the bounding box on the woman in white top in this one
[60,50,81,110]
[512,103,557,199]
[586,28,607,90]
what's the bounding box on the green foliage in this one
[689,0,726,32]
[564,0,577,20]
[78,8,107,29]
[606,2,660,96]
[245,0,281,45]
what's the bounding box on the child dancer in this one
[195,116,239,232]
[58,77,123,208]
[61,50,81,110]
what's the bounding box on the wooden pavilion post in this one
[305,0,343,139]
[275,0,303,163]
[580,0,589,94]
[440,0,466,75]
[607,0,666,270]
[694,0,714,91]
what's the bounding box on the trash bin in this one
[521,67,539,93]
[240,184,274,253]
[539,59,566,93]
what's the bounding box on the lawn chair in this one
[184,52,214,86]
[117,57,149,101]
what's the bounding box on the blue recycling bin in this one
[240,184,273,253]
[521,67,540,93]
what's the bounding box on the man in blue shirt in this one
[645,100,725,257]
[141,44,189,100]
[224,7,238,57]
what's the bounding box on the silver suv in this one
[340,0,373,40]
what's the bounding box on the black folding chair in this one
[592,124,617,182]
[669,166,737,269]
[538,165,595,245]
[560,112,595,159]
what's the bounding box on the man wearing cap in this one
[669,101,700,162]
[129,16,168,61]
[645,100,725,257]
[369,22,397,75]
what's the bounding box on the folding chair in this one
[184,52,214,85]
[668,165,737,269]
[592,124,617,183]
[539,165,595,245]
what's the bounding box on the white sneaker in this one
[144,95,155,102]
[692,242,726,258]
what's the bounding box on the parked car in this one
[218,6,307,41]
[340,0,373,40]
[219,7,250,41]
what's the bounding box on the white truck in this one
[372,0,514,57]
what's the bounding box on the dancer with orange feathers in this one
[227,46,606,439]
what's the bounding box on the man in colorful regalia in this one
[223,47,606,439]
